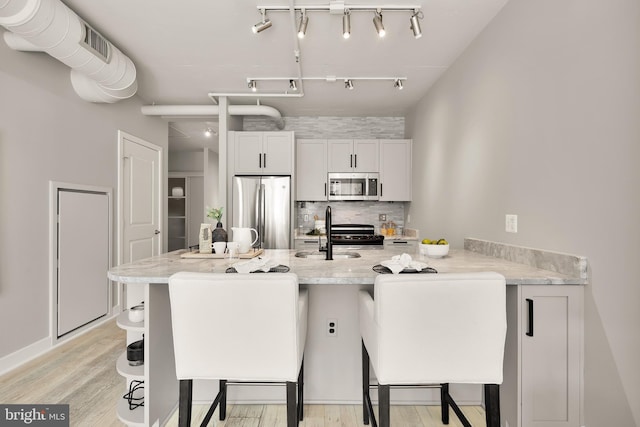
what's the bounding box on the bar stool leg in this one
[484,384,501,427]
[441,383,450,425]
[219,380,227,420]
[298,359,304,421]
[178,379,192,427]
[286,381,297,427]
[378,384,390,427]
[362,340,371,425]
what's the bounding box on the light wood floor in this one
[0,319,486,426]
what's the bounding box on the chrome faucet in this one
[319,205,333,260]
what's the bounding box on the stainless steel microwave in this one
[328,173,379,201]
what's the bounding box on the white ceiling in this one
[61,0,509,151]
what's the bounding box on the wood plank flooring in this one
[0,319,487,426]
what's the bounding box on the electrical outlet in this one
[327,319,338,337]
[379,214,387,221]
[506,214,518,233]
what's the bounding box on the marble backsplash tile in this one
[296,201,406,235]
[464,238,588,280]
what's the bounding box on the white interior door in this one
[120,132,162,307]
[57,190,110,337]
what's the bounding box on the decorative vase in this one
[212,222,228,243]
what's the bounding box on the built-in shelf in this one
[117,352,144,380]
[116,311,144,332]
[117,397,144,427]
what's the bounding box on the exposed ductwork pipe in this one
[141,104,286,130]
[0,0,137,103]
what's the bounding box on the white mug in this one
[212,241,226,255]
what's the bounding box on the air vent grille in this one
[81,21,110,63]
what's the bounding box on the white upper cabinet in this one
[379,139,412,201]
[233,131,294,175]
[296,139,328,201]
[328,139,379,172]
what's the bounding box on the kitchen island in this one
[109,239,587,427]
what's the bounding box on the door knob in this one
[154,230,161,235]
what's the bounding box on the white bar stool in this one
[168,272,308,427]
[359,272,507,427]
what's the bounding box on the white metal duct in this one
[0,0,137,103]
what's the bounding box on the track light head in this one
[344,79,354,90]
[252,9,272,33]
[394,79,404,90]
[342,9,351,39]
[410,10,423,39]
[248,80,257,92]
[204,128,214,137]
[289,79,298,91]
[297,10,309,39]
[373,10,385,37]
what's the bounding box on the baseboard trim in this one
[0,336,51,377]
[0,310,120,376]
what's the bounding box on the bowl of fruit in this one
[419,238,449,258]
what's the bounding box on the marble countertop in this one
[108,244,586,286]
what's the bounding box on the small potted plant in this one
[206,207,228,242]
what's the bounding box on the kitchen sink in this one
[294,251,361,259]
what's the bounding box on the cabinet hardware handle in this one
[259,153,262,168]
[350,154,353,168]
[263,153,266,168]
[354,154,357,168]
[380,183,383,197]
[324,182,327,196]
[526,298,534,337]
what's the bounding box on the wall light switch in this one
[304,214,309,222]
[506,214,518,233]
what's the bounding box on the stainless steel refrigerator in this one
[232,175,291,249]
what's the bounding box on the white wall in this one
[405,0,639,425]
[0,40,168,361]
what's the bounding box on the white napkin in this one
[233,257,278,274]
[381,254,427,274]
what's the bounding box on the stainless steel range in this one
[330,224,384,248]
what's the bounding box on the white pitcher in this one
[231,227,259,253]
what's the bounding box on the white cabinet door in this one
[234,132,264,174]
[296,139,327,201]
[328,139,379,172]
[379,139,412,201]
[520,286,583,427]
[327,139,353,172]
[263,132,294,174]
[234,132,293,175]
[353,139,379,172]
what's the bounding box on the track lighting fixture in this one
[410,10,423,39]
[252,5,423,40]
[248,80,257,91]
[204,128,214,137]
[342,9,351,39]
[252,9,272,34]
[289,79,298,91]
[394,79,403,90]
[344,79,354,90]
[373,10,385,37]
[297,10,309,39]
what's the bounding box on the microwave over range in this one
[328,173,379,201]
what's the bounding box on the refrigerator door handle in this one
[257,183,266,248]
